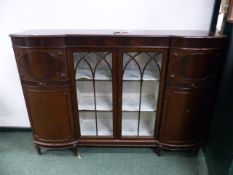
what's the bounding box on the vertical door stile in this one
[67,48,81,139]
[154,49,168,139]
[116,49,123,139]
[92,72,98,136]
[112,49,117,139]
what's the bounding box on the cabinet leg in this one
[71,145,79,157]
[35,144,41,155]
[155,145,163,156]
[192,147,199,156]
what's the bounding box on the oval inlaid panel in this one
[19,52,64,82]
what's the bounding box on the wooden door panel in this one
[167,49,220,87]
[14,48,69,82]
[23,86,75,143]
[160,88,211,144]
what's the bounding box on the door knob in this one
[191,83,196,88]
[170,74,175,78]
[173,52,178,57]
[60,73,66,78]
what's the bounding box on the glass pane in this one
[122,51,162,137]
[122,81,140,111]
[97,112,113,136]
[139,112,156,136]
[76,81,95,110]
[73,52,113,137]
[141,81,159,111]
[123,52,141,80]
[95,81,112,111]
[79,112,96,136]
[142,54,162,81]
[74,52,112,80]
[74,52,93,80]
[122,112,138,136]
[94,54,112,80]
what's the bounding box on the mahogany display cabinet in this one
[10,30,227,155]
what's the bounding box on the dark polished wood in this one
[170,37,227,48]
[10,30,225,48]
[10,30,226,155]
[23,85,75,144]
[77,139,159,147]
[166,49,222,88]
[13,48,69,83]
[159,88,211,145]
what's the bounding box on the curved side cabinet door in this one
[14,48,69,82]
[23,85,75,145]
[160,88,211,147]
[167,49,221,88]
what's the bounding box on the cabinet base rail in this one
[33,139,201,156]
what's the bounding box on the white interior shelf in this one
[122,112,156,136]
[122,95,156,111]
[80,119,96,136]
[76,69,111,80]
[79,111,113,136]
[139,120,155,136]
[80,120,113,136]
[78,95,157,111]
[123,70,159,81]
[78,96,112,111]
[98,120,113,136]
[122,119,154,136]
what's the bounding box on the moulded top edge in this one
[9,29,226,38]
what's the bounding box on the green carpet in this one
[0,132,208,175]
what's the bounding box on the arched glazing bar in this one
[73,52,112,136]
[122,52,162,137]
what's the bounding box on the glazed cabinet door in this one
[70,49,116,138]
[23,85,75,144]
[120,49,167,138]
[160,88,211,145]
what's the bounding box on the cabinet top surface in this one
[10,29,224,38]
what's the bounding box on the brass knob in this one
[58,52,63,56]
[173,52,178,57]
[60,73,66,78]
[191,83,196,88]
[170,74,175,78]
